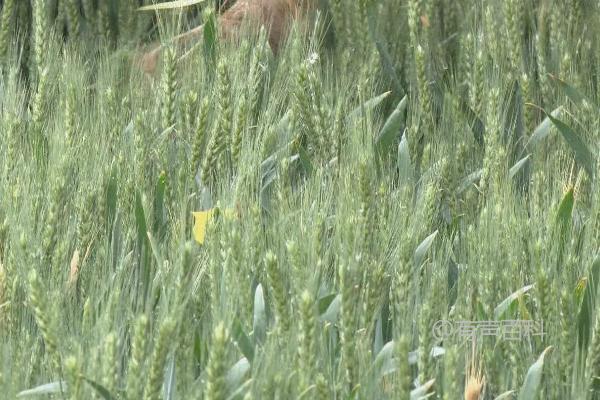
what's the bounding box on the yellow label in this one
[192,207,238,244]
[192,210,215,244]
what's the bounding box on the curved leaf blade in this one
[17,382,66,398]
[317,293,337,315]
[226,357,251,392]
[456,169,483,195]
[494,284,534,320]
[577,255,600,353]
[320,294,341,323]
[375,95,408,156]
[509,155,531,179]
[82,377,117,400]
[518,346,553,400]
[410,379,435,400]
[397,129,414,186]
[545,111,595,180]
[526,107,562,149]
[548,74,597,109]
[495,390,516,399]
[414,230,438,268]
[373,341,397,379]
[348,91,391,121]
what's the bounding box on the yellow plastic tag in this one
[192,210,215,244]
[192,207,238,244]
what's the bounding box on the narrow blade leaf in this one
[545,111,595,180]
[348,91,391,121]
[577,255,600,353]
[317,293,337,315]
[414,230,438,268]
[518,346,553,400]
[494,284,534,320]
[320,294,341,323]
[410,379,435,400]
[373,341,395,379]
[397,129,413,186]
[495,390,516,399]
[456,169,483,195]
[375,95,408,156]
[17,382,66,397]
[82,377,117,400]
[548,74,596,108]
[226,357,251,392]
[526,107,561,149]
[509,155,531,179]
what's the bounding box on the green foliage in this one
[0,0,598,399]
[518,347,553,400]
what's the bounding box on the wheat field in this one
[0,0,598,399]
